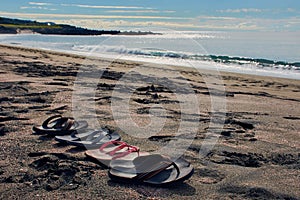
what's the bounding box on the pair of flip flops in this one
[33,115,121,148]
[86,141,194,185]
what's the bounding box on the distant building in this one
[45,22,56,26]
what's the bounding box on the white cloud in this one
[1,11,300,31]
[29,2,52,6]
[29,2,154,11]
[61,4,151,10]
[106,10,175,14]
[287,8,295,12]
[199,16,236,20]
[218,8,264,13]
[190,15,300,31]
[20,6,57,11]
[217,8,299,14]
[27,17,264,31]
[50,19,205,30]
[0,11,190,20]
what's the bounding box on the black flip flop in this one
[55,129,121,149]
[32,115,88,135]
[108,154,194,185]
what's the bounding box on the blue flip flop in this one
[55,129,121,149]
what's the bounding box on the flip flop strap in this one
[99,141,139,158]
[69,130,104,142]
[85,130,104,141]
[42,115,76,131]
[134,161,180,181]
[89,131,112,144]
[42,115,62,129]
[61,118,75,130]
[109,144,139,157]
[111,146,140,160]
[99,141,126,152]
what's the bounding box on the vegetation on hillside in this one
[0,17,158,35]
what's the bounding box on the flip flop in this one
[32,115,88,135]
[55,129,121,149]
[86,141,149,166]
[55,129,106,144]
[108,154,194,185]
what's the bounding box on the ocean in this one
[0,31,299,79]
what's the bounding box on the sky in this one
[0,0,300,31]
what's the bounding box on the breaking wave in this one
[72,45,300,71]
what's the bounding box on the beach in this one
[0,44,299,199]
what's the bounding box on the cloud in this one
[0,11,190,20]
[50,19,205,30]
[218,8,299,15]
[105,10,175,14]
[61,4,151,10]
[1,11,300,31]
[218,8,264,13]
[20,6,57,11]
[197,15,300,30]
[194,18,261,30]
[199,16,236,20]
[28,2,151,10]
[30,17,263,31]
[29,2,52,6]
[60,4,175,14]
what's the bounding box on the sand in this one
[0,44,299,199]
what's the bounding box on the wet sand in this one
[0,44,299,199]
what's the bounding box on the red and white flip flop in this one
[85,141,149,167]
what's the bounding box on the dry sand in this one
[0,44,299,199]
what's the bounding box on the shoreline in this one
[0,44,299,199]
[1,43,300,82]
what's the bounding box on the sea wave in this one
[72,45,300,71]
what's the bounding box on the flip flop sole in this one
[108,157,194,185]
